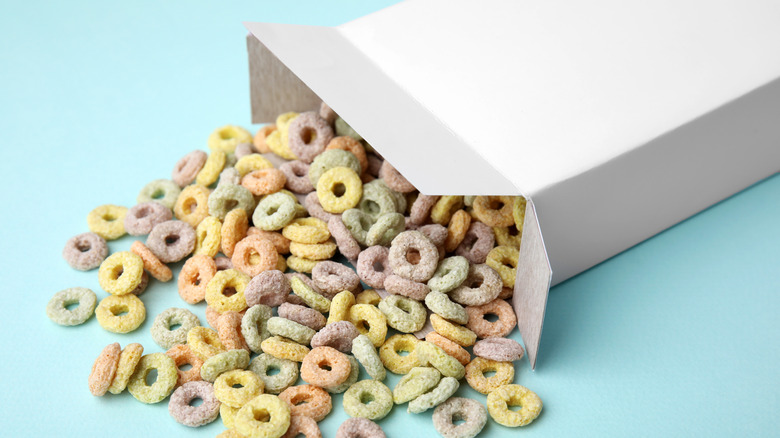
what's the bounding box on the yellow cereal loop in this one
[174,184,211,227]
[290,276,331,313]
[487,384,542,427]
[221,208,249,258]
[513,196,527,236]
[87,204,128,240]
[95,294,146,334]
[214,370,264,408]
[282,218,330,244]
[196,150,226,186]
[220,404,240,429]
[430,314,477,347]
[98,251,144,295]
[327,290,355,325]
[208,125,253,153]
[187,326,226,361]
[289,240,337,261]
[355,289,381,306]
[286,255,318,274]
[465,357,515,395]
[234,394,291,438]
[261,336,310,362]
[194,216,222,257]
[493,225,522,248]
[486,245,519,288]
[205,269,250,313]
[266,112,299,160]
[349,304,387,347]
[316,167,362,213]
[235,154,274,177]
[107,343,144,394]
[379,334,423,375]
[430,196,464,225]
[415,341,466,379]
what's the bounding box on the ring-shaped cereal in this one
[267,317,316,345]
[450,264,502,307]
[348,304,387,347]
[177,255,216,304]
[130,240,172,282]
[253,124,277,153]
[414,341,466,379]
[378,334,423,375]
[217,311,249,352]
[249,353,299,395]
[343,380,393,420]
[300,346,351,388]
[208,125,253,153]
[174,184,211,228]
[465,357,515,395]
[127,352,178,403]
[46,287,97,326]
[279,384,332,421]
[473,195,515,227]
[425,332,471,366]
[289,240,337,261]
[487,384,543,427]
[241,168,286,196]
[323,354,358,394]
[392,366,441,404]
[231,235,278,277]
[279,302,326,331]
[365,212,405,247]
[303,192,338,223]
[444,209,472,253]
[220,404,240,429]
[486,245,519,288]
[88,343,121,396]
[151,307,201,349]
[455,221,495,264]
[336,418,386,438]
[234,394,291,438]
[327,216,361,261]
[137,179,181,210]
[383,274,430,301]
[124,202,173,236]
[196,150,226,186]
[316,166,362,214]
[242,304,273,353]
[425,291,468,325]
[107,343,144,394]
[429,196,464,226]
[279,160,315,194]
[200,349,250,382]
[166,344,204,387]
[430,314,476,347]
[262,336,310,362]
[326,290,356,325]
[388,230,439,282]
[409,194,440,225]
[312,261,359,297]
[465,298,517,338]
[356,246,390,289]
[432,397,487,438]
[326,136,368,174]
[288,111,335,163]
[146,220,196,263]
[290,277,331,313]
[95,294,146,334]
[427,256,469,294]
[205,269,249,313]
[267,125,298,160]
[253,192,298,231]
[194,216,221,257]
[234,153,274,176]
[493,224,522,248]
[207,183,255,221]
[172,150,208,187]
[351,334,386,381]
[87,204,128,240]
[407,376,460,414]
[308,149,362,187]
[378,295,427,333]
[287,255,319,274]
[311,321,359,353]
[356,289,381,306]
[377,160,413,192]
[218,208,247,257]
[283,218,330,244]
[245,270,290,308]
[62,232,109,271]
[248,228,291,254]
[187,326,226,361]
[283,415,321,438]
[213,369,264,408]
[168,380,221,427]
[473,337,525,362]
[357,179,397,221]
[341,208,373,246]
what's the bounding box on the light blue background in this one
[1,1,778,437]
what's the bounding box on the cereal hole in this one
[333,183,347,197]
[396,349,410,357]
[232,383,245,389]
[508,403,524,412]
[76,242,91,252]
[300,127,315,144]
[145,368,158,386]
[185,200,198,214]
[508,225,520,236]
[249,251,261,265]
[224,199,238,211]
[397,300,413,314]
[220,129,234,140]
[165,235,180,245]
[318,361,332,372]
[364,200,380,215]
[65,301,80,311]
[267,366,280,376]
[484,313,499,323]
[102,213,116,222]
[110,304,129,317]
[372,261,385,272]
[452,413,467,426]
[406,248,421,265]
[179,363,193,371]
[253,408,271,422]
[482,369,497,378]
[223,287,237,297]
[267,205,279,215]
[189,397,204,407]
[360,393,374,404]
[170,323,182,331]
[112,266,124,280]
[152,190,164,200]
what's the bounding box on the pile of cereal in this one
[49,103,542,438]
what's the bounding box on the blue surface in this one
[1,1,778,437]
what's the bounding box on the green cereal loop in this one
[241,304,272,354]
[424,291,469,325]
[392,366,442,404]
[335,117,363,141]
[150,307,200,350]
[137,179,181,210]
[127,352,178,404]
[248,353,299,394]
[207,184,255,221]
[341,208,374,246]
[378,295,427,333]
[428,256,470,293]
[415,341,466,379]
[326,354,359,394]
[308,149,362,186]
[357,179,397,221]
[343,380,393,420]
[365,212,405,247]
[369,179,407,214]
[407,376,460,414]
[252,192,298,231]
[290,276,331,313]
[267,316,316,345]
[46,287,97,326]
[351,335,385,381]
[464,195,476,207]
[200,349,250,382]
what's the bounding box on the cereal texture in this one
[107,343,144,394]
[151,307,200,349]
[234,394,291,438]
[432,397,487,438]
[249,353,299,395]
[200,349,250,382]
[127,352,178,404]
[88,343,121,396]
[168,380,221,427]
[486,384,542,427]
[343,380,393,420]
[46,287,97,326]
[407,376,460,414]
[62,232,108,270]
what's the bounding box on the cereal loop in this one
[262,336,310,362]
[465,298,517,338]
[127,352,178,404]
[95,294,146,334]
[327,291,356,325]
[379,161,415,193]
[486,245,519,288]
[137,179,181,210]
[379,334,423,375]
[62,232,108,271]
[343,380,393,420]
[316,167,362,214]
[166,344,205,387]
[242,168,287,196]
[234,394,291,438]
[430,196,463,226]
[444,210,472,253]
[301,346,351,388]
[388,231,439,282]
[348,304,387,347]
[174,184,211,228]
[254,125,277,154]
[168,380,221,427]
[425,332,471,366]
[393,367,441,404]
[311,321,360,354]
[214,369,264,408]
[288,111,335,163]
[249,353,299,395]
[473,196,515,227]
[432,397,487,438]
[407,376,460,414]
[217,311,250,351]
[178,255,216,304]
[455,221,495,264]
[205,269,250,313]
[151,307,201,350]
[487,384,543,427]
[232,235,278,277]
[196,150,226,187]
[326,136,367,175]
[279,384,332,422]
[107,343,144,394]
[450,264,502,307]
[46,287,97,326]
[194,216,222,257]
[465,357,515,395]
[187,326,226,361]
[88,343,121,396]
[336,418,386,438]
[131,240,173,282]
[208,125,253,153]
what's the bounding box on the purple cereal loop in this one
[328,216,361,261]
[410,194,440,225]
[379,161,415,193]
[384,274,430,301]
[356,246,391,289]
[130,271,150,296]
[310,321,360,353]
[280,160,315,194]
[312,261,361,296]
[305,191,339,223]
[418,224,447,247]
[234,142,256,159]
[366,154,383,178]
[214,256,233,271]
[336,418,386,438]
[472,338,525,362]
[278,302,326,331]
[168,380,221,427]
[455,221,495,264]
[62,232,108,271]
[146,220,196,263]
[172,150,208,188]
[124,202,173,236]
[245,270,290,308]
[319,101,338,125]
[388,231,439,282]
[287,111,335,163]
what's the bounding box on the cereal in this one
[168,380,221,427]
[200,349,250,382]
[289,239,337,261]
[218,311,250,351]
[88,343,121,396]
[334,117,362,141]
[124,202,174,236]
[485,245,519,288]
[343,380,393,420]
[209,125,253,153]
[207,184,255,222]
[336,418,386,438]
[409,194,440,225]
[95,294,146,334]
[62,232,108,271]
[216,429,244,438]
[87,204,128,240]
[324,217,360,262]
[214,369,264,408]
[282,415,321,438]
[174,184,211,228]
[425,332,470,366]
[365,212,405,246]
[146,220,196,263]
[415,341,466,379]
[187,326,226,361]
[324,354,359,394]
[215,256,234,271]
[248,228,291,254]
[326,291,356,326]
[308,149,362,186]
[301,346,351,388]
[424,291,468,325]
[254,125,277,153]
[388,230,439,282]
[242,168,287,196]
[267,112,300,160]
[326,136,367,174]
[355,289,381,306]
[384,274,430,301]
[246,270,290,308]
[407,376,459,414]
[131,240,173,282]
[107,343,144,394]
[465,357,514,395]
[166,344,205,387]
[357,179,398,221]
[472,337,525,362]
[283,218,329,244]
[493,225,522,248]
[46,287,97,326]
[316,166,362,213]
[473,196,515,227]
[279,160,314,194]
[378,295,427,333]
[232,235,278,277]
[427,256,469,294]
[205,269,250,313]
[341,208,373,246]
[379,334,423,375]
[351,334,385,381]
[311,320,359,353]
[311,261,358,297]
[262,336,310,362]
[98,251,144,295]
[127,352,178,404]
[129,271,149,296]
[172,150,208,187]
[253,192,298,231]
[268,317,316,345]
[137,179,181,210]
[235,142,256,159]
[151,307,201,349]
[319,102,337,124]
[278,385,332,421]
[290,276,331,313]
[356,246,390,289]
[286,255,318,273]
[455,221,495,264]
[234,394,291,438]
[288,111,335,163]
[465,298,517,338]
[379,161,415,193]
[235,153,274,176]
[178,255,217,304]
[487,384,542,427]
[303,191,338,223]
[194,215,222,257]
[220,404,240,429]
[430,314,476,347]
[196,150,226,186]
[444,210,472,252]
[241,304,273,353]
[279,303,326,331]
[432,397,487,438]
[249,353,299,395]
[429,196,463,226]
[393,366,441,404]
[450,264,502,307]
[348,304,387,347]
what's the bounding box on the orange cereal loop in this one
[217,311,249,352]
[174,184,211,228]
[248,228,291,254]
[231,235,279,277]
[426,332,471,366]
[279,384,333,422]
[88,343,121,396]
[221,208,249,258]
[472,196,515,227]
[187,326,226,361]
[444,210,472,253]
[241,168,287,196]
[130,240,172,282]
[430,196,464,225]
[178,255,216,304]
[166,344,204,387]
[326,136,368,175]
[254,124,277,153]
[205,306,221,329]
